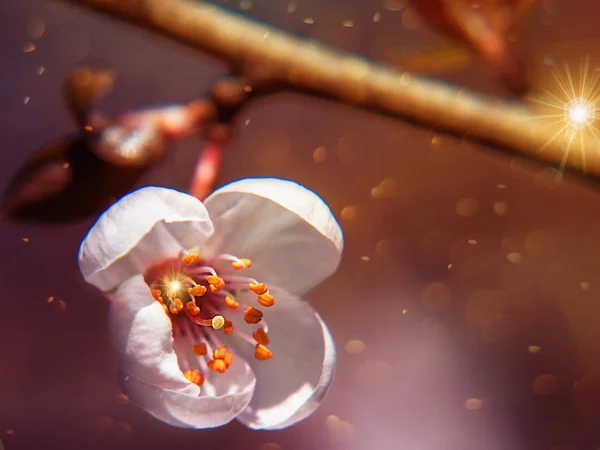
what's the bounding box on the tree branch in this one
[60,0,600,178]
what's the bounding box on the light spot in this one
[23,42,36,52]
[341,205,358,221]
[345,339,366,354]
[431,136,441,145]
[47,296,54,303]
[467,239,478,245]
[456,198,479,217]
[287,1,297,13]
[244,118,251,126]
[533,374,558,396]
[36,66,45,75]
[506,252,523,263]
[57,299,67,312]
[22,237,29,243]
[375,239,391,256]
[313,146,327,163]
[23,96,30,105]
[528,345,541,354]
[335,134,363,164]
[261,443,282,450]
[27,18,46,39]
[493,201,508,216]
[581,281,591,291]
[115,394,129,404]
[373,12,381,22]
[497,184,507,189]
[421,282,451,310]
[383,0,406,11]
[464,398,484,410]
[303,17,314,24]
[342,19,354,28]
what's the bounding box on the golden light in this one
[528,57,600,176]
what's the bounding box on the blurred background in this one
[3,0,600,449]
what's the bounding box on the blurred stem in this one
[60,0,600,178]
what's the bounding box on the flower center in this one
[144,252,275,389]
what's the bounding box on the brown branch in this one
[59,0,600,178]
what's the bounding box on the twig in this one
[60,0,600,177]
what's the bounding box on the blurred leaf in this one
[2,135,147,223]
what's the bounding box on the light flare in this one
[528,57,600,179]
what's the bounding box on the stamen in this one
[244,307,263,324]
[249,283,268,295]
[211,315,225,329]
[224,351,234,367]
[151,289,163,302]
[232,258,252,270]
[253,328,270,345]
[254,344,273,361]
[192,343,207,356]
[186,301,201,316]
[225,295,240,309]
[188,285,207,297]
[213,346,228,360]
[207,275,225,292]
[183,369,204,386]
[257,293,275,307]
[207,359,227,373]
[223,320,233,335]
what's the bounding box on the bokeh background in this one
[3,0,600,449]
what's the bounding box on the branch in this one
[60,0,600,178]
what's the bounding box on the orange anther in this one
[168,304,180,314]
[182,254,193,265]
[224,352,234,367]
[225,295,240,309]
[183,369,204,386]
[213,346,228,360]
[151,290,163,302]
[253,328,270,345]
[173,298,184,311]
[249,283,268,295]
[257,293,275,307]
[191,253,200,263]
[207,275,225,292]
[188,285,207,297]
[192,343,207,356]
[254,344,273,361]
[207,359,227,373]
[244,307,263,324]
[232,258,252,270]
[223,319,233,335]
[190,306,201,316]
[186,301,196,310]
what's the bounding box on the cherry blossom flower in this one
[78,178,343,429]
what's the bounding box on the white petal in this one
[119,353,256,428]
[223,287,336,430]
[109,275,198,394]
[204,178,343,296]
[79,186,214,292]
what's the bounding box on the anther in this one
[213,346,228,360]
[223,320,233,335]
[225,295,240,309]
[207,275,225,292]
[183,369,204,386]
[169,304,180,314]
[182,253,200,265]
[232,258,252,270]
[257,293,275,307]
[224,351,234,367]
[254,344,273,361]
[188,285,207,297]
[253,328,270,345]
[244,307,263,324]
[173,298,184,312]
[207,359,227,373]
[151,290,163,302]
[186,301,201,316]
[211,315,225,329]
[249,283,268,295]
[192,343,207,356]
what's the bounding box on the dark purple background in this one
[3,0,600,449]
